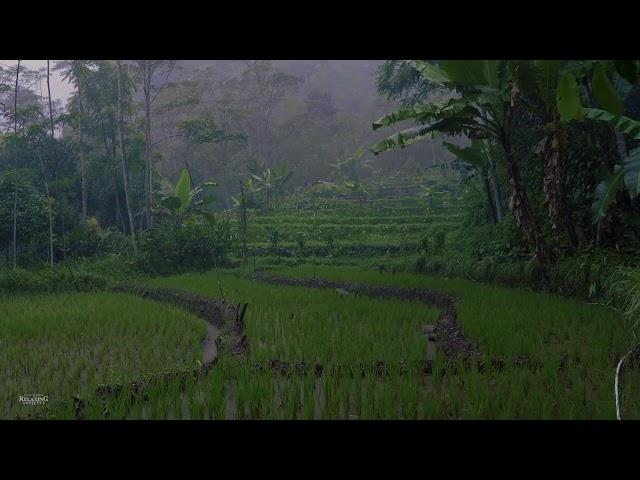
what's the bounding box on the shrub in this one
[136,220,234,275]
[603,264,640,327]
[0,173,49,266]
[64,220,131,259]
[0,267,107,295]
[266,228,280,253]
[414,250,635,301]
[0,269,47,294]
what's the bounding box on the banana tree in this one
[329,146,371,182]
[506,60,583,250]
[371,60,551,268]
[250,164,291,209]
[154,168,217,226]
[557,61,640,226]
[444,140,503,223]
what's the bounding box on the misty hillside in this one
[150,60,447,202]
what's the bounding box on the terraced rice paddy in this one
[2,175,637,420]
[3,263,632,420]
[229,176,465,257]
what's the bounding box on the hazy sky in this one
[0,60,74,104]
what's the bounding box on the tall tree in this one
[11,60,20,269]
[142,60,153,229]
[59,61,91,223]
[512,60,581,251]
[44,60,55,265]
[240,61,302,165]
[76,61,87,223]
[116,60,136,249]
[137,60,175,229]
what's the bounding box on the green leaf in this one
[161,195,181,212]
[623,146,640,198]
[154,168,176,196]
[533,60,561,110]
[410,61,450,85]
[592,63,623,115]
[556,72,583,121]
[440,60,487,86]
[482,60,499,88]
[583,108,640,139]
[175,169,191,214]
[370,126,438,154]
[372,101,457,130]
[201,212,217,225]
[592,166,625,223]
[472,86,507,106]
[443,142,484,167]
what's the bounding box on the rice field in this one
[228,176,465,258]
[5,264,626,420]
[2,252,637,420]
[0,292,206,419]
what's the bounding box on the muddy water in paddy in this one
[202,324,219,363]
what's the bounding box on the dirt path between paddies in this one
[254,272,481,362]
[110,283,249,359]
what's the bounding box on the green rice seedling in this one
[285,380,302,420]
[300,375,316,420]
[205,367,226,420]
[0,292,205,419]
[13,254,631,420]
[321,375,341,420]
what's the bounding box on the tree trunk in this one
[502,142,550,268]
[36,148,54,267]
[12,60,20,269]
[484,140,504,222]
[542,127,579,252]
[116,60,136,249]
[44,60,56,266]
[99,111,126,233]
[502,100,550,269]
[76,61,87,224]
[115,186,126,233]
[481,168,497,224]
[143,60,153,229]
